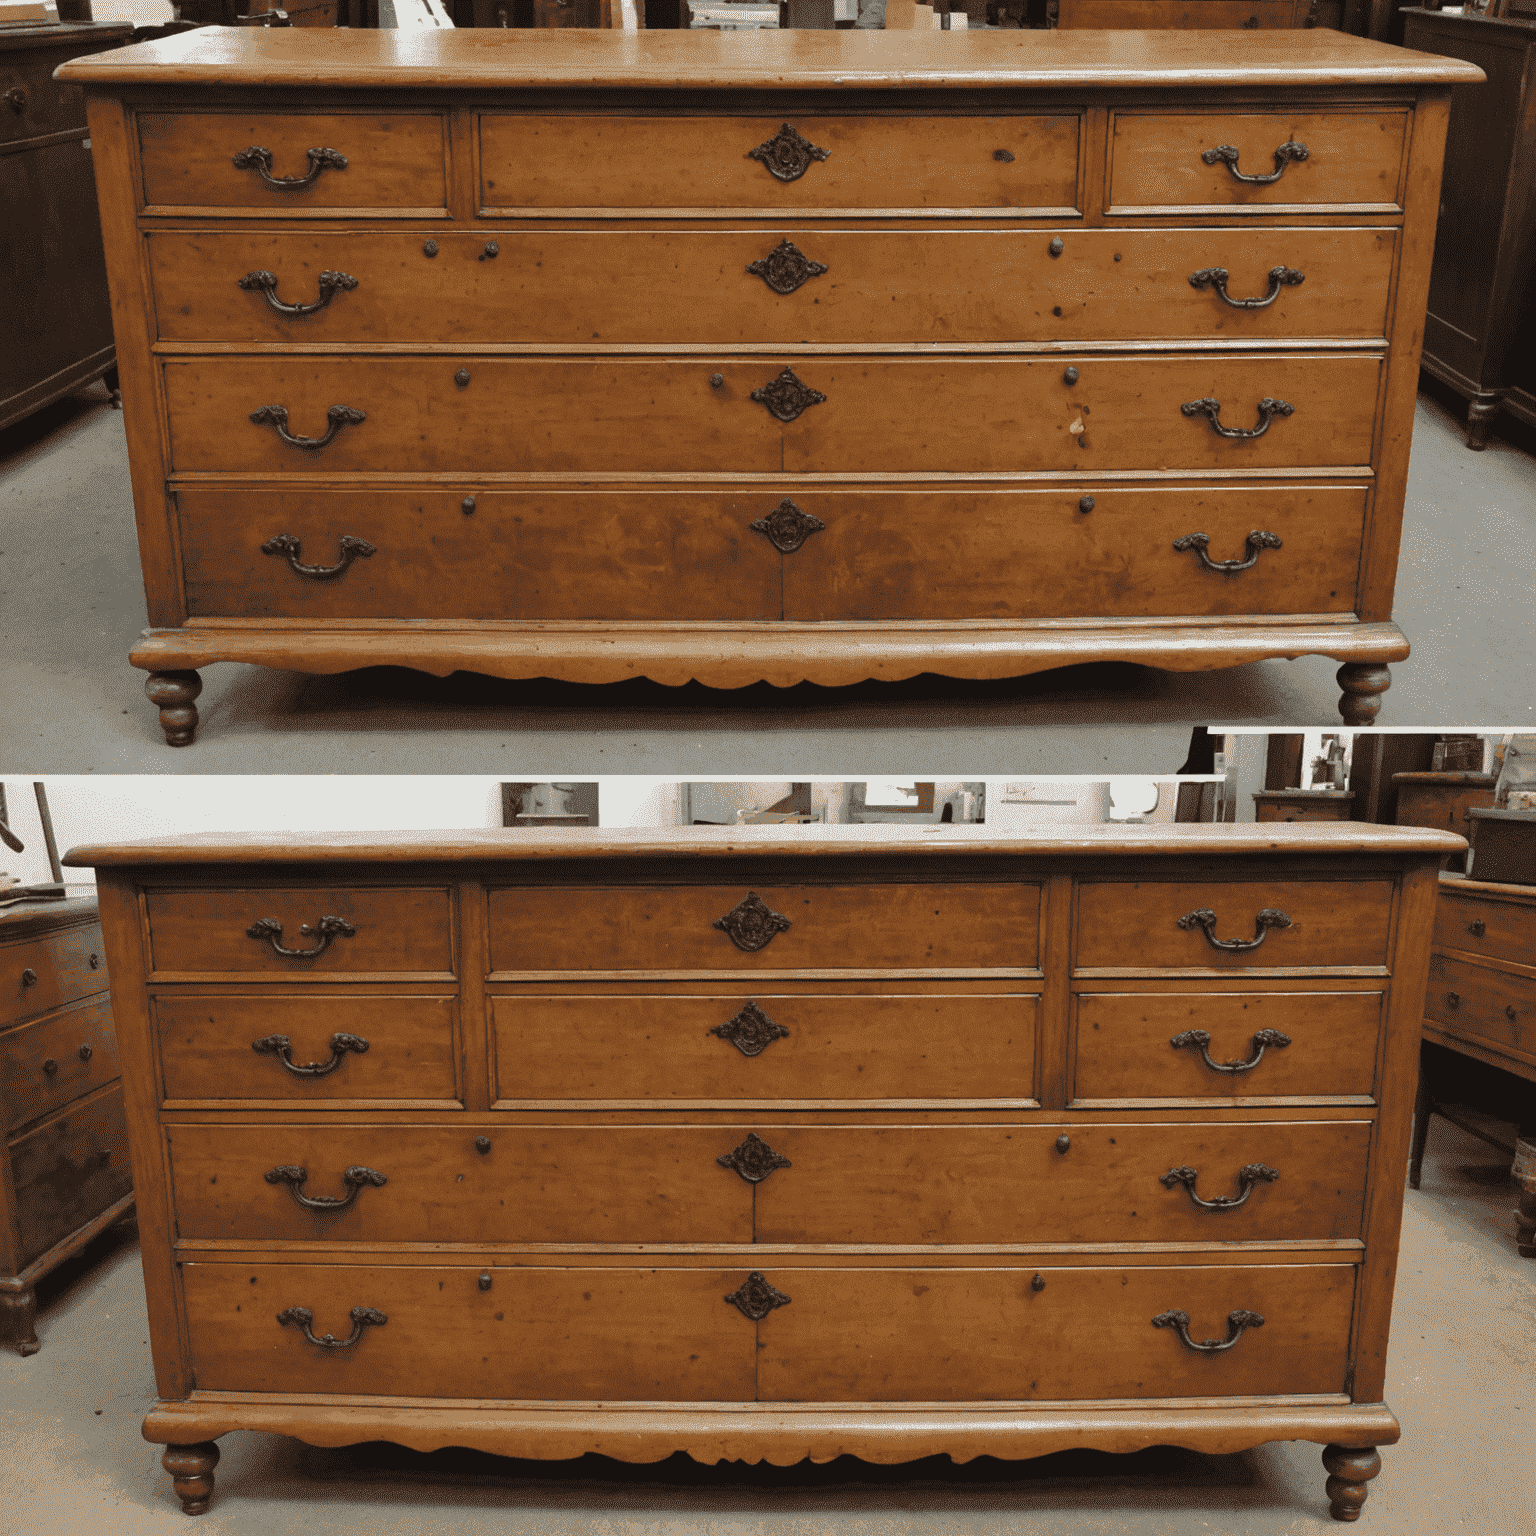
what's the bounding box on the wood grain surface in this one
[0,996,120,1134]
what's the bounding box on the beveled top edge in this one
[54,27,1484,91]
[64,823,1467,868]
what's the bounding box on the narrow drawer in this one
[477,113,1081,215]
[144,888,453,978]
[1,996,119,1134]
[486,884,1041,973]
[182,1261,755,1401]
[153,994,460,1104]
[1107,110,1408,213]
[1425,955,1534,1064]
[136,112,448,214]
[1071,991,1383,1104]
[1,48,86,147]
[1433,889,1536,969]
[1075,880,1394,971]
[3,922,106,1022]
[757,1261,1356,1401]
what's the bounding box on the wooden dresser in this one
[67,823,1458,1518]
[0,893,132,1356]
[56,29,1479,744]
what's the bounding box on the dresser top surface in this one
[0,889,99,937]
[1440,870,1536,902]
[54,26,1482,93]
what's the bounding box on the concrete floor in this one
[4,383,1534,775]
[2,1113,1530,1535]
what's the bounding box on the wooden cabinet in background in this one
[1252,788,1354,822]
[1391,770,1497,870]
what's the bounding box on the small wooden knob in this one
[475,1136,491,1154]
[21,968,37,987]
[461,496,476,515]
[79,1045,93,1061]
[1048,238,1064,257]
[89,953,101,969]
[479,1272,492,1291]
[482,241,499,259]
[1063,367,1079,386]
[1056,1134,1071,1154]
[423,239,438,257]
[455,368,471,388]
[43,1058,58,1075]
[1469,919,1486,937]
[1078,496,1095,514]
[1031,1273,1045,1292]
[710,374,724,390]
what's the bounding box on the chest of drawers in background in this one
[0,894,131,1356]
[68,823,1458,1519]
[57,29,1481,744]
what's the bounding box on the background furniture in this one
[1053,1,1315,27]
[1252,788,1354,822]
[1391,770,1496,871]
[1402,9,1536,449]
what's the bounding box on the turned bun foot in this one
[145,670,203,747]
[0,1286,40,1356]
[1322,1443,1382,1522]
[1337,662,1391,725]
[162,1441,220,1516]
[1464,394,1501,451]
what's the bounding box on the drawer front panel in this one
[3,923,106,1022]
[147,226,1395,346]
[182,1261,755,1401]
[1425,955,1535,1063]
[1072,991,1383,1103]
[491,990,1039,1104]
[1108,110,1408,212]
[1433,891,1536,969]
[136,112,448,213]
[477,114,1082,214]
[144,888,454,977]
[161,354,1383,477]
[1075,880,1394,970]
[487,884,1041,973]
[1,46,87,147]
[1,996,120,1134]
[154,994,460,1103]
[757,1262,1355,1401]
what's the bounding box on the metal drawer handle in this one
[1178,907,1292,952]
[246,914,357,959]
[724,1271,792,1321]
[276,1304,385,1349]
[709,1001,790,1057]
[261,533,377,579]
[1468,919,1486,937]
[718,1132,792,1184]
[714,892,793,953]
[1160,1162,1280,1211]
[747,123,829,183]
[238,269,358,317]
[251,1030,369,1077]
[265,1164,388,1212]
[232,145,348,190]
[249,403,366,450]
[1152,1307,1265,1353]
[1181,397,1294,440]
[1170,1027,1291,1073]
[747,240,828,295]
[1189,266,1305,309]
[750,499,825,554]
[750,367,826,424]
[1172,530,1283,573]
[1201,140,1309,184]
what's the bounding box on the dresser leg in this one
[1465,394,1501,451]
[1336,663,1391,725]
[162,1442,220,1516]
[145,670,203,747]
[1408,1048,1432,1191]
[1322,1444,1382,1522]
[0,1286,41,1356]
[103,364,122,409]
[1514,1138,1536,1258]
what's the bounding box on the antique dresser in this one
[67,822,1459,1517]
[56,29,1480,744]
[0,892,132,1356]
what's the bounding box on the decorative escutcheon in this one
[251,1031,370,1077]
[1170,1027,1291,1073]
[750,499,826,554]
[1177,907,1292,952]
[264,1163,388,1212]
[713,892,793,952]
[747,123,830,183]
[1172,530,1283,573]
[261,533,377,579]
[724,1271,792,1321]
[276,1304,386,1349]
[1180,397,1294,440]
[709,1000,790,1057]
[232,145,348,190]
[1188,265,1305,310]
[717,1132,792,1184]
[1201,140,1309,184]
[1160,1162,1280,1211]
[750,367,827,424]
[246,914,357,959]
[746,239,829,295]
[1152,1307,1265,1352]
[237,269,358,318]
[249,403,366,450]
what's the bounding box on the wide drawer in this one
[1075,880,1395,971]
[175,483,1369,624]
[3,922,106,1022]
[1433,888,1536,969]
[136,112,449,214]
[144,887,454,977]
[1071,990,1383,1104]
[477,114,1082,215]
[486,883,1040,973]
[0,996,120,1134]
[146,226,1396,347]
[161,354,1384,476]
[1107,109,1408,213]
[153,994,460,1104]
[1424,955,1534,1065]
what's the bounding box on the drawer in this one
[1425,955,1535,1066]
[153,994,460,1105]
[1,48,87,148]
[1075,880,1395,971]
[144,888,454,978]
[757,1262,1355,1401]
[161,354,1384,477]
[1434,890,1536,969]
[491,988,1039,1104]
[3,922,106,1022]
[1071,991,1383,1104]
[486,883,1041,973]
[9,1087,133,1269]
[1107,110,1409,214]
[477,113,1082,215]
[145,226,1396,347]
[182,1261,755,1401]
[136,112,448,215]
[0,996,120,1135]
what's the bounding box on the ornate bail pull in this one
[1152,1307,1265,1353]
[713,892,793,952]
[747,240,828,295]
[1172,530,1283,573]
[749,499,825,554]
[1180,397,1294,440]
[232,145,348,190]
[1188,265,1304,310]
[261,533,376,579]
[724,1271,792,1321]
[1169,1027,1291,1073]
[264,1164,388,1212]
[747,123,830,183]
[717,1132,792,1184]
[276,1304,386,1349]
[1201,140,1309,185]
[750,367,827,424]
[251,1031,370,1077]
[246,914,357,959]
[1160,1162,1280,1211]
[1177,907,1292,952]
[249,403,366,450]
[238,269,358,317]
[709,1001,790,1057]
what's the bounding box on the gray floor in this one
[2,1113,1530,1534]
[4,383,1533,775]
